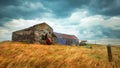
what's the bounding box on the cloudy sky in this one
[0,0,120,45]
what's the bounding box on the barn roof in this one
[54,32,79,40]
[33,22,53,30]
[13,22,52,33]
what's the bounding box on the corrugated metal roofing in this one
[54,32,79,40]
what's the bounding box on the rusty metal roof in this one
[54,32,79,40]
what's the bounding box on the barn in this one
[12,22,56,44]
[12,22,79,45]
[54,32,79,45]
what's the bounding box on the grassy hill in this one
[0,41,120,68]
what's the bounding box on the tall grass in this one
[0,41,120,68]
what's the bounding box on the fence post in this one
[107,44,112,62]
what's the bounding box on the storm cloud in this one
[0,0,119,20]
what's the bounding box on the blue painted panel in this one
[56,38,66,45]
[56,38,79,45]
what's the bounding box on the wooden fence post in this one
[107,44,112,62]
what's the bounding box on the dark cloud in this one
[94,26,120,39]
[0,0,49,26]
[0,0,21,6]
[39,0,120,17]
[0,1,49,19]
[0,0,119,22]
[0,18,10,26]
[89,0,120,16]
[40,0,90,18]
[0,0,91,20]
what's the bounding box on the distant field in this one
[0,41,120,68]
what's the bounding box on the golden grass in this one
[0,41,120,68]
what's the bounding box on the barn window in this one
[45,34,47,39]
[42,35,45,40]
[41,34,47,40]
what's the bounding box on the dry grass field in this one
[0,41,120,68]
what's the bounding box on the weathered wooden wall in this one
[12,23,55,44]
[12,27,34,43]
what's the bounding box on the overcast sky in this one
[0,0,120,45]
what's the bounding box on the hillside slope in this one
[0,41,120,68]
